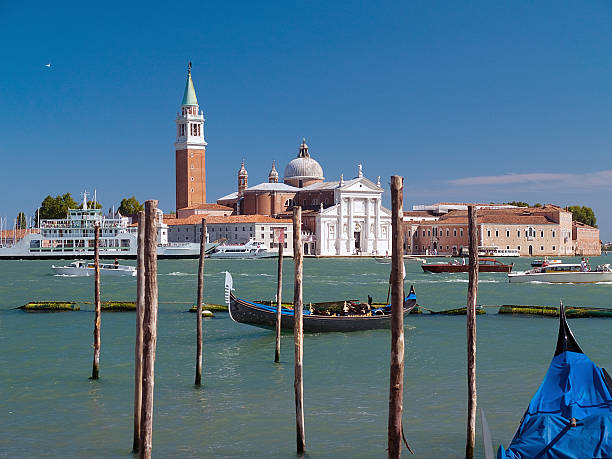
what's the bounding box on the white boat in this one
[0,197,216,260]
[478,246,520,257]
[209,238,275,259]
[508,263,612,283]
[52,260,137,277]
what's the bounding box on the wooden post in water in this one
[293,207,306,454]
[275,228,284,363]
[195,218,207,386]
[388,176,405,458]
[91,223,101,380]
[465,205,479,459]
[132,211,145,453]
[139,200,159,459]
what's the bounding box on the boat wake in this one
[53,274,79,278]
[166,271,196,276]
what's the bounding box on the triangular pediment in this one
[339,177,383,193]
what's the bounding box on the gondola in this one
[494,302,612,459]
[224,272,417,333]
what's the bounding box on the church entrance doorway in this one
[529,245,533,256]
[304,243,309,255]
[354,232,361,252]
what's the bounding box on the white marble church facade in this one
[315,174,391,256]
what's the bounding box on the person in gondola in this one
[343,301,349,315]
[114,258,119,269]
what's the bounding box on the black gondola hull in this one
[229,293,417,333]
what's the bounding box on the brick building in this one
[403,204,599,256]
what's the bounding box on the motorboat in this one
[209,238,275,259]
[51,260,136,277]
[509,263,612,283]
[531,257,562,267]
[422,258,513,273]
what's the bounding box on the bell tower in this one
[175,62,207,212]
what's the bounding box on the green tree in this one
[38,193,79,219]
[567,205,597,227]
[86,200,103,210]
[16,212,26,229]
[505,201,530,207]
[118,196,144,215]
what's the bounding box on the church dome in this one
[283,139,324,186]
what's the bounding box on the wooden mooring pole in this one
[465,205,479,459]
[275,229,284,363]
[293,207,306,454]
[195,218,206,386]
[91,223,101,380]
[388,176,407,458]
[132,211,145,453]
[139,200,159,459]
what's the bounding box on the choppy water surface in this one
[1,256,612,458]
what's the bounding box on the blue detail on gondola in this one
[244,300,312,315]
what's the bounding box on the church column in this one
[337,198,343,255]
[374,198,380,254]
[348,197,353,254]
[365,198,371,254]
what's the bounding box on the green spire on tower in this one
[182,61,199,106]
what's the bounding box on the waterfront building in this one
[165,214,294,255]
[403,204,600,256]
[573,221,601,256]
[175,63,207,212]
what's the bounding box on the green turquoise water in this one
[1,256,611,458]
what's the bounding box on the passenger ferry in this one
[508,263,612,283]
[209,238,275,259]
[0,203,216,260]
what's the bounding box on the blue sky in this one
[1,1,611,239]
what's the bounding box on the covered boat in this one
[224,272,417,333]
[496,303,612,459]
[51,260,136,277]
[508,263,612,283]
[421,258,513,273]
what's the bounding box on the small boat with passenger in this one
[508,263,612,283]
[224,272,417,332]
[531,257,562,267]
[493,303,612,458]
[51,260,136,277]
[421,258,513,273]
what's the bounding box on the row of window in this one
[178,123,202,137]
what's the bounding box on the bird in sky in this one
[44,63,51,68]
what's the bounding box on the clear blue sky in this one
[1,1,611,239]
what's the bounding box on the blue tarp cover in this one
[499,351,612,459]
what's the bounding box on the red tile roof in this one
[177,203,234,211]
[163,215,291,226]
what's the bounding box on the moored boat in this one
[209,238,275,259]
[508,263,612,283]
[0,197,217,260]
[51,260,136,277]
[224,272,417,332]
[495,303,612,458]
[421,258,513,273]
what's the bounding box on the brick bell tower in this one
[175,62,207,212]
